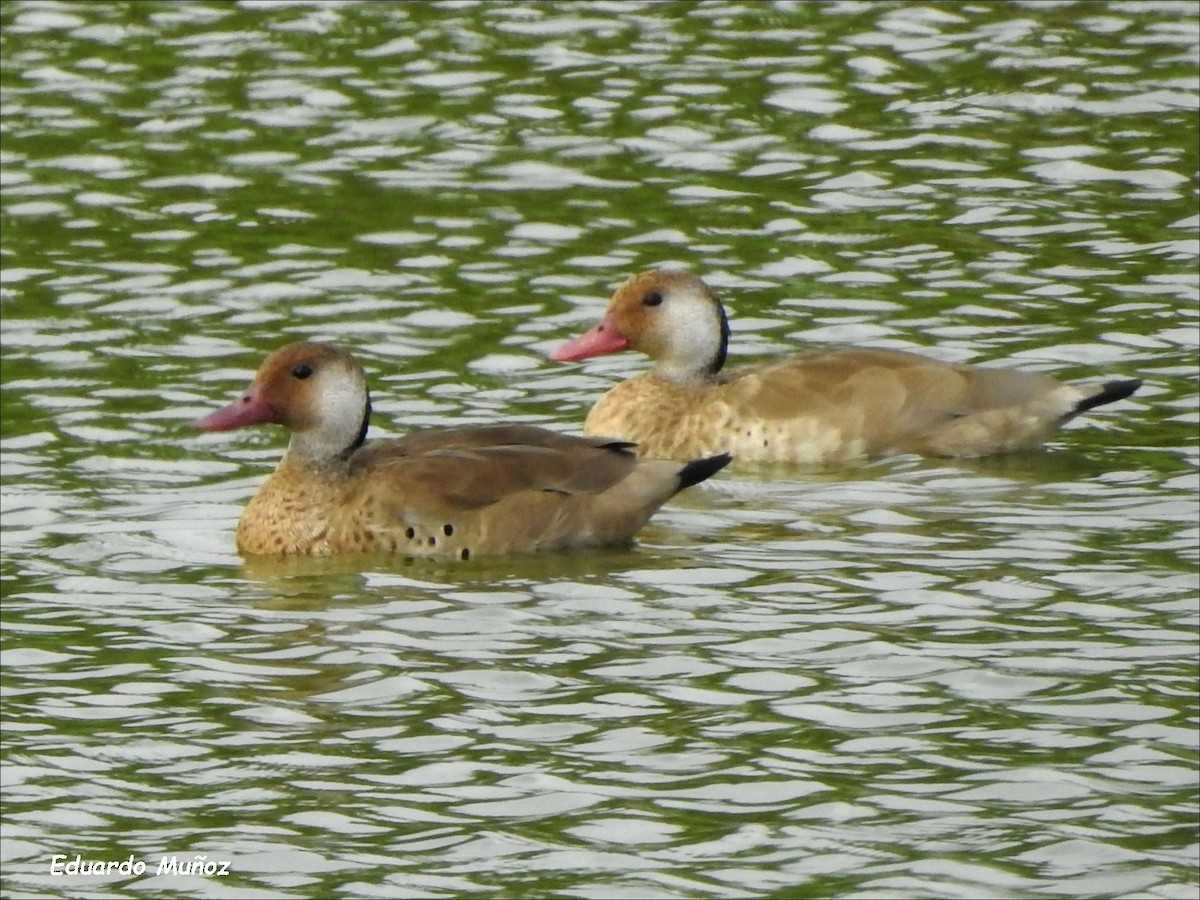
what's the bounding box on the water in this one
[2,1,1197,897]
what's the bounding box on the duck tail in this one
[676,453,733,492]
[1071,379,1142,417]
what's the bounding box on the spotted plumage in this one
[551,269,1141,463]
[194,342,731,558]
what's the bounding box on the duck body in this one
[195,342,730,559]
[552,270,1141,464]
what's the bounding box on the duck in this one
[194,341,731,558]
[550,269,1141,463]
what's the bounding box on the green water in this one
[2,1,1197,898]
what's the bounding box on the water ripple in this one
[2,1,1197,898]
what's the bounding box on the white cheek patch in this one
[315,369,366,439]
[657,287,724,380]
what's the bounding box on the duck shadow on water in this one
[553,433,1152,516]
[234,538,716,608]
[930,443,1148,483]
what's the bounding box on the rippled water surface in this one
[2,1,1198,897]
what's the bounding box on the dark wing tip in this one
[1073,378,1142,416]
[597,438,640,455]
[676,452,733,491]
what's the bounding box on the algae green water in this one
[2,2,1197,897]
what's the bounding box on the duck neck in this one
[281,394,371,471]
[708,301,730,376]
[653,358,717,385]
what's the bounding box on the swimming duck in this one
[194,341,731,558]
[551,269,1141,463]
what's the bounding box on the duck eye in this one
[643,292,663,307]
[291,364,314,380]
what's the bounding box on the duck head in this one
[551,269,730,382]
[194,341,371,463]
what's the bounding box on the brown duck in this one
[194,341,731,558]
[551,269,1141,463]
